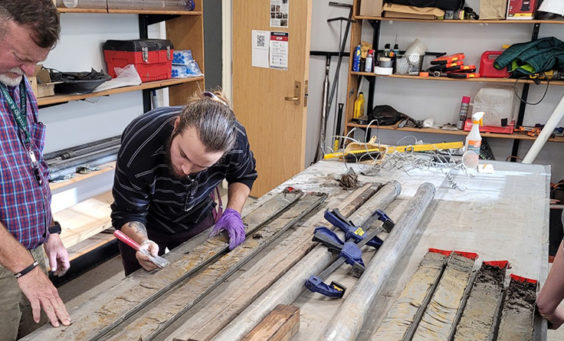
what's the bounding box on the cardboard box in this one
[360,0,384,17]
[31,65,58,98]
[480,0,507,19]
[507,0,537,19]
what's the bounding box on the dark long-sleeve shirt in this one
[111,106,257,234]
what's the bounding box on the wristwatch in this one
[49,221,62,234]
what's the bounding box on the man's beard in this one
[165,134,185,179]
[0,68,23,87]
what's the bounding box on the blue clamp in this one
[305,276,346,298]
[340,241,365,268]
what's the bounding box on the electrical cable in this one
[513,76,550,105]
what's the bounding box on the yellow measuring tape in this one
[323,141,464,160]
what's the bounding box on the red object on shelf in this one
[103,39,173,82]
[480,51,510,78]
[463,118,515,134]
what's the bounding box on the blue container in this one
[352,45,361,72]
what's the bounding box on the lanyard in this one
[0,80,42,185]
[0,80,30,145]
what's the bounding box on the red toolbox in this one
[103,39,173,82]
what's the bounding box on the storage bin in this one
[103,39,173,82]
[472,86,516,127]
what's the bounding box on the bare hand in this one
[17,267,71,327]
[43,233,70,277]
[135,240,159,272]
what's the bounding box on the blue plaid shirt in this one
[0,77,52,249]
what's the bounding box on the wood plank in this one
[241,305,300,341]
[37,77,203,107]
[67,230,115,262]
[323,182,436,341]
[354,17,564,25]
[56,191,113,249]
[107,9,202,15]
[211,182,399,341]
[105,193,327,340]
[22,190,303,341]
[350,72,564,86]
[50,161,116,192]
[346,122,564,143]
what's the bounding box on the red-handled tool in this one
[113,230,169,268]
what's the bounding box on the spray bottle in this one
[465,111,484,156]
[352,45,361,72]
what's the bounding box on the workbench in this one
[26,159,550,340]
[242,159,550,340]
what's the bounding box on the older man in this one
[0,0,71,338]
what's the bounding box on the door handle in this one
[284,96,299,101]
[284,81,301,104]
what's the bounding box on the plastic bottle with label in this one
[353,92,365,119]
[465,111,484,156]
[365,50,374,73]
[456,96,471,130]
[352,45,361,72]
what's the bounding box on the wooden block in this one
[360,0,383,16]
[242,305,300,341]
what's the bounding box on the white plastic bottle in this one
[465,111,484,156]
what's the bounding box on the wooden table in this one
[26,159,550,340]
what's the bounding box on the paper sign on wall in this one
[252,30,270,68]
[270,32,288,70]
[270,0,289,28]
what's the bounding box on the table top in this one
[259,160,550,340]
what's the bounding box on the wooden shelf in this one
[58,8,202,15]
[37,76,203,107]
[355,16,564,25]
[67,230,115,262]
[347,122,564,143]
[351,72,564,85]
[56,191,113,249]
[49,161,116,191]
[108,9,202,15]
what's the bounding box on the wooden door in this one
[232,0,312,197]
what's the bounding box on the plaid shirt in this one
[0,77,52,249]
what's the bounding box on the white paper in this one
[270,0,289,28]
[94,64,141,92]
[539,0,564,15]
[252,30,270,69]
[269,32,288,70]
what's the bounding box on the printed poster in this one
[251,30,269,68]
[269,32,288,70]
[270,0,289,28]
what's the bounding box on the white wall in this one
[306,0,564,182]
[41,14,164,208]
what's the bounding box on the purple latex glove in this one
[209,208,246,250]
